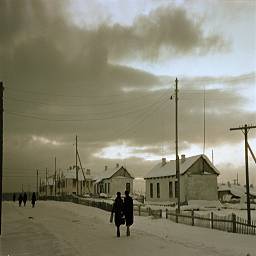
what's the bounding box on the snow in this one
[1,201,255,256]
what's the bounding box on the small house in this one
[144,154,220,204]
[93,163,134,197]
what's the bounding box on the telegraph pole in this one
[175,78,180,213]
[54,157,57,196]
[75,135,78,195]
[0,82,4,235]
[230,124,256,225]
[36,170,39,199]
[45,168,48,199]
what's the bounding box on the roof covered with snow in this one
[62,169,92,181]
[218,184,256,198]
[144,154,219,179]
[94,165,134,183]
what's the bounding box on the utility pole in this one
[230,124,256,225]
[0,82,4,235]
[54,157,57,197]
[203,85,206,154]
[36,170,39,199]
[174,78,180,213]
[58,169,61,195]
[75,135,78,195]
[45,168,48,199]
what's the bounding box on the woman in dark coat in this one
[123,190,133,236]
[23,192,27,207]
[111,192,124,237]
[18,194,23,207]
[31,192,36,208]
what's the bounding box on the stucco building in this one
[144,154,220,204]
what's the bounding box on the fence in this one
[166,209,256,235]
[39,195,256,235]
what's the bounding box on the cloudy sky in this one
[0,0,255,192]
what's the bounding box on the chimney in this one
[86,169,90,175]
[104,165,108,171]
[116,163,119,168]
[161,158,166,166]
[181,154,186,163]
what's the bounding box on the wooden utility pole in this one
[58,169,61,195]
[75,135,78,195]
[230,124,256,225]
[0,82,4,235]
[175,78,180,213]
[54,157,57,196]
[45,168,48,199]
[203,86,206,154]
[36,170,39,199]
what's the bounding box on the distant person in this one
[23,192,27,206]
[31,192,36,208]
[123,190,133,236]
[18,194,23,207]
[111,192,124,237]
[13,193,16,202]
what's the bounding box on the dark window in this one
[150,183,153,198]
[126,183,130,192]
[73,179,76,188]
[108,183,110,193]
[169,182,173,198]
[157,183,160,198]
[175,181,178,198]
[104,183,107,193]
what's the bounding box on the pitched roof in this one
[144,154,219,179]
[218,184,256,198]
[94,165,134,184]
[62,169,92,181]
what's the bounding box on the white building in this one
[144,154,220,204]
[93,163,134,197]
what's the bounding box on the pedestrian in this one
[111,192,124,237]
[123,190,133,236]
[31,192,36,208]
[23,192,27,207]
[18,193,23,207]
[13,193,16,202]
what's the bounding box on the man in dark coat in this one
[23,192,27,207]
[18,193,23,207]
[123,190,133,236]
[111,192,124,237]
[31,192,36,208]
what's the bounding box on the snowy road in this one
[0,201,255,256]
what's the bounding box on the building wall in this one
[186,174,218,201]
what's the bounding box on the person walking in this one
[18,193,23,207]
[123,190,133,236]
[111,192,124,237]
[13,193,16,202]
[31,192,36,208]
[23,192,27,207]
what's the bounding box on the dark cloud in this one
[0,0,254,192]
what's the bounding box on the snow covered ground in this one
[0,201,255,256]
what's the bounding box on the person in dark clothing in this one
[111,192,124,237]
[123,190,133,236]
[18,194,23,207]
[23,192,27,207]
[13,193,16,202]
[31,192,36,208]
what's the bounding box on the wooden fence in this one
[166,209,256,235]
[43,195,256,235]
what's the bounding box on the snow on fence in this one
[43,195,256,235]
[166,209,256,235]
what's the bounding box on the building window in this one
[108,183,110,194]
[73,179,76,188]
[175,181,178,198]
[150,183,153,198]
[157,183,160,198]
[126,183,130,192]
[169,182,173,198]
[104,183,107,193]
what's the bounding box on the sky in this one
[0,0,255,192]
